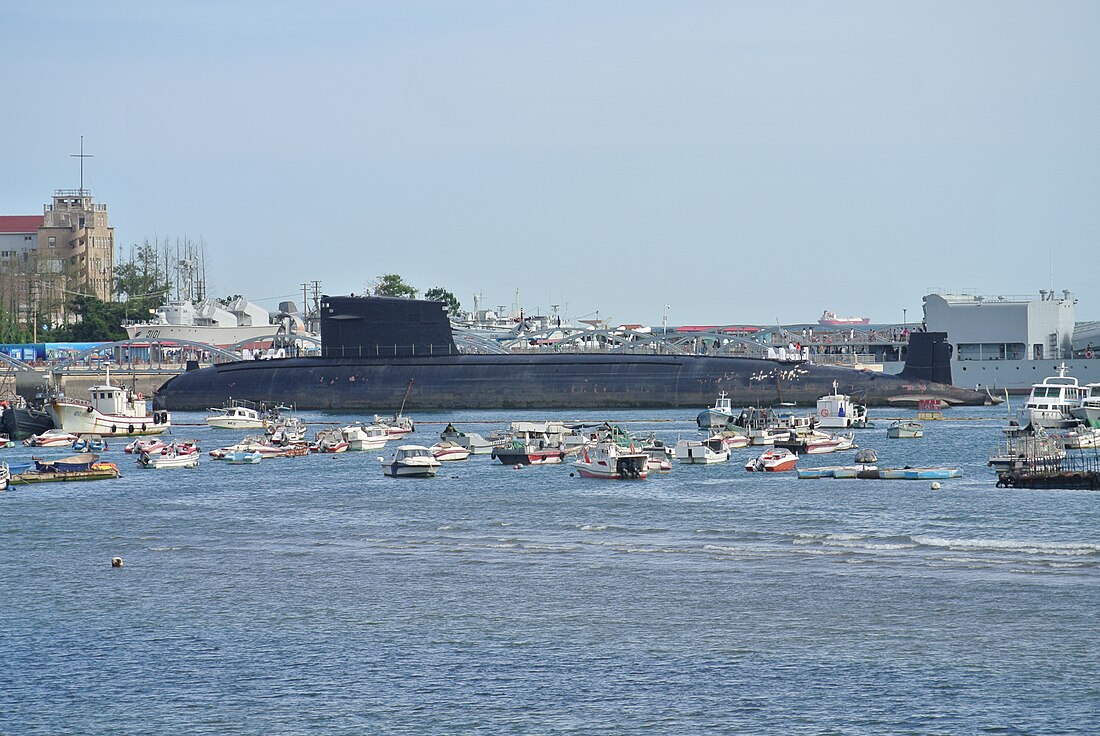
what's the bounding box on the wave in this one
[910,536,1100,556]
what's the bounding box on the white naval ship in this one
[882,289,1100,393]
[125,297,308,348]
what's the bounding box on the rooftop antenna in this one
[71,135,94,194]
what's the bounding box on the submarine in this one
[154,295,994,411]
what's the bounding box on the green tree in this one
[371,274,418,299]
[0,306,32,343]
[49,296,129,342]
[423,287,461,315]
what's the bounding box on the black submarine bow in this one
[155,294,992,410]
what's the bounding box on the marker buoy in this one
[111,557,123,568]
[930,482,941,490]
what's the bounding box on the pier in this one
[997,452,1100,490]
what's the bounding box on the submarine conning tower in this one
[320,295,458,358]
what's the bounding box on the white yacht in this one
[1017,364,1084,429]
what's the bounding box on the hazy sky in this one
[2,1,1098,325]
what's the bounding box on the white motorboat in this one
[0,462,9,490]
[382,445,441,477]
[138,442,200,469]
[46,378,170,437]
[267,414,307,445]
[1017,364,1085,429]
[745,447,798,472]
[124,438,167,455]
[639,438,674,472]
[205,400,268,429]
[430,441,472,461]
[674,436,731,464]
[816,381,870,429]
[311,429,350,453]
[341,422,389,451]
[887,420,924,439]
[572,440,648,479]
[697,391,736,430]
[1070,383,1100,428]
[23,429,79,447]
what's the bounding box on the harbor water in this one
[2,406,1098,734]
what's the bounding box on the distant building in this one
[0,189,115,327]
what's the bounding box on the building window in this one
[48,236,57,247]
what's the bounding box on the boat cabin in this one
[87,384,147,417]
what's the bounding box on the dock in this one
[996,453,1100,490]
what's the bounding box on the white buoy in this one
[930,482,941,490]
[111,557,123,568]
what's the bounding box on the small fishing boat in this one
[0,462,9,490]
[0,433,14,449]
[34,452,100,472]
[46,378,170,437]
[674,436,731,464]
[816,381,871,429]
[745,447,798,472]
[382,445,441,477]
[697,391,737,430]
[887,420,924,439]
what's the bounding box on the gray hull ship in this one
[154,296,993,411]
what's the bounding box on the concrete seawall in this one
[12,368,181,402]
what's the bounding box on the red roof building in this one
[0,215,45,233]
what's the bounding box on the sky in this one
[2,1,1098,325]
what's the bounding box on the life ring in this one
[820,408,830,417]
[1087,349,1095,359]
[137,392,143,400]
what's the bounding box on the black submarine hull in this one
[155,295,993,411]
[155,352,990,411]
